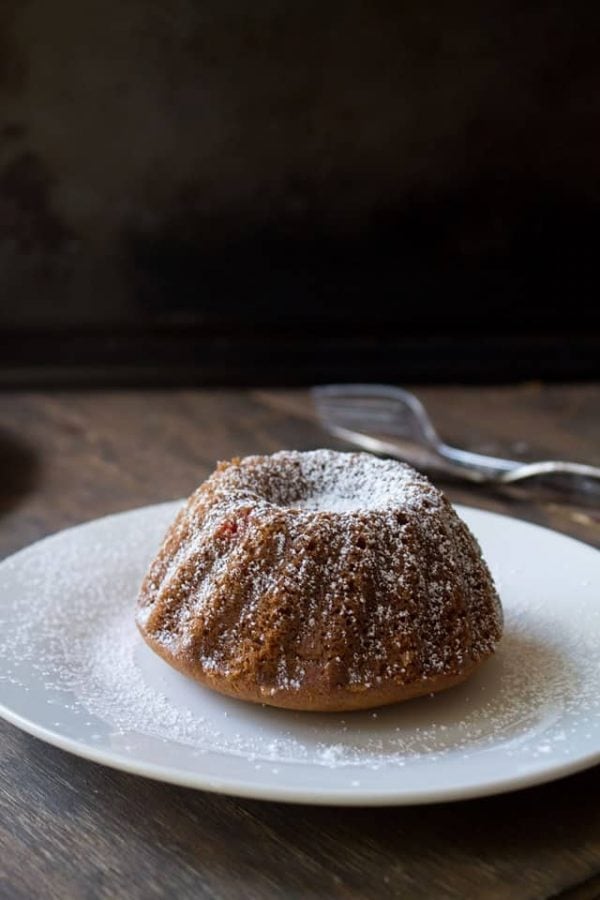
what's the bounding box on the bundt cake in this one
[136,450,503,712]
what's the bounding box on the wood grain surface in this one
[0,385,599,899]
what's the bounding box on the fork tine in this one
[312,385,413,428]
[311,383,441,445]
[314,402,404,429]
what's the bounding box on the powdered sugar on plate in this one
[1,500,599,796]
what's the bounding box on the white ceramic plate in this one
[1,501,599,806]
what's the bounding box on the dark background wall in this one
[1,1,599,384]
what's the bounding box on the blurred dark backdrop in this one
[0,1,599,385]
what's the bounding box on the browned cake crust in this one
[136,450,503,712]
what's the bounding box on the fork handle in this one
[438,443,519,476]
[499,460,600,485]
[439,443,600,492]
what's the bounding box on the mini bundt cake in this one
[136,450,503,711]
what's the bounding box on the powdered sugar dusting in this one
[137,451,503,704]
[1,500,599,783]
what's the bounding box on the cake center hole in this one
[295,489,386,513]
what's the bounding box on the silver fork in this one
[312,383,600,494]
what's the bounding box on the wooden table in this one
[1,385,599,899]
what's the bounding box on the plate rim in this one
[1,499,599,806]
